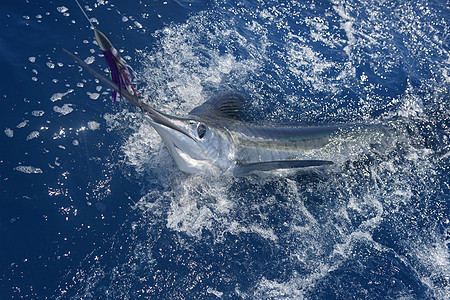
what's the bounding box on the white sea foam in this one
[206,288,223,298]
[397,83,424,118]
[68,1,449,298]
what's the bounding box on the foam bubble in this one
[84,56,95,65]
[26,131,40,141]
[16,120,29,128]
[50,89,74,102]
[53,104,74,115]
[87,92,100,100]
[56,6,68,14]
[14,166,43,174]
[87,121,100,130]
[4,128,13,137]
[31,110,45,117]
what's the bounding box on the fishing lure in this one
[75,0,138,102]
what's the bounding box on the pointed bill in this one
[63,48,193,141]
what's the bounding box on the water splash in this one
[59,0,449,298]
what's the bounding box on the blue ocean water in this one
[1,0,449,298]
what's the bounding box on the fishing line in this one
[71,0,140,102]
[74,0,95,29]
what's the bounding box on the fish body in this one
[156,117,340,176]
[64,33,385,176]
[144,95,373,176]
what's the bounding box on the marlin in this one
[64,10,384,176]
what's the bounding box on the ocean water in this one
[1,0,449,299]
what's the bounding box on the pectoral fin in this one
[234,160,333,176]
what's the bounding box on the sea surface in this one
[1,0,449,299]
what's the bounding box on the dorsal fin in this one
[189,91,245,120]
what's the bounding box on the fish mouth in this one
[147,109,195,141]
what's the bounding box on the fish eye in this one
[197,123,207,139]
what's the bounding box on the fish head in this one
[147,109,234,174]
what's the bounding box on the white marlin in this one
[64,29,386,176]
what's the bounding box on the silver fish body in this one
[64,48,386,176]
[150,109,379,176]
